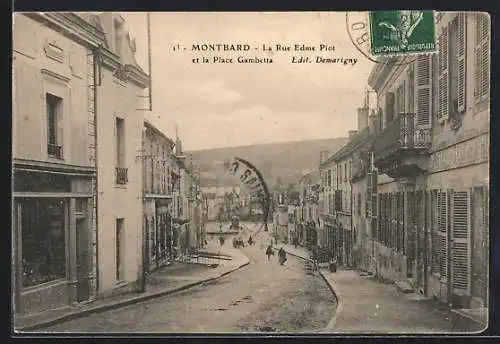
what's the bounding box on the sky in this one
[121,12,376,151]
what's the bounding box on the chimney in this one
[348,130,358,139]
[319,150,330,165]
[175,137,183,156]
[357,107,369,131]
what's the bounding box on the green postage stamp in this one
[369,11,436,56]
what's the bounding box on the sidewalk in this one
[275,243,455,334]
[15,245,249,332]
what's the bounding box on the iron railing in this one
[373,113,431,162]
[116,167,128,185]
[47,144,63,159]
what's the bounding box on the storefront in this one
[13,166,94,315]
[144,198,173,272]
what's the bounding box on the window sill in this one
[21,278,67,294]
[47,156,65,162]
[114,184,128,189]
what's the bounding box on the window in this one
[116,218,124,281]
[357,193,362,216]
[408,65,415,113]
[327,170,332,187]
[46,93,63,159]
[396,83,405,114]
[344,163,347,182]
[114,19,124,56]
[449,17,460,115]
[334,190,343,211]
[475,13,490,103]
[385,92,395,125]
[338,165,342,184]
[116,118,127,184]
[20,199,66,288]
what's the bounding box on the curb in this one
[17,260,250,332]
[278,247,341,333]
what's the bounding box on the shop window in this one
[21,199,66,288]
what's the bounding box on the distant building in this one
[142,120,176,271]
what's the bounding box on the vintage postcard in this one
[12,11,490,334]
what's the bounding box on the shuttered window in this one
[437,191,449,279]
[474,13,490,103]
[457,13,467,112]
[437,27,449,122]
[451,190,471,293]
[431,190,440,273]
[397,192,405,253]
[416,54,432,128]
[408,64,415,114]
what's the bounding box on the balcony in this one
[373,113,430,179]
[47,144,63,159]
[116,167,128,185]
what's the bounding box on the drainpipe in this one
[92,46,102,299]
[350,179,354,268]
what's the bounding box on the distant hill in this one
[187,137,348,188]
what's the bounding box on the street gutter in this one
[16,260,250,332]
[275,247,341,333]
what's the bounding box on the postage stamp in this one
[369,11,436,56]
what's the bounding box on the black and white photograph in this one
[12,11,490,334]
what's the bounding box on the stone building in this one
[365,12,489,323]
[296,171,320,247]
[90,13,149,297]
[142,120,176,272]
[12,12,100,315]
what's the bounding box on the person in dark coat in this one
[266,245,274,261]
[278,247,287,265]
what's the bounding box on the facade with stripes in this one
[318,12,489,316]
[367,12,489,310]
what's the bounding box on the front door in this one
[76,216,91,302]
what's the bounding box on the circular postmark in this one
[346,11,416,65]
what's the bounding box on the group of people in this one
[265,244,287,265]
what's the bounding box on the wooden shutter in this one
[438,28,449,122]
[416,54,432,128]
[480,14,490,99]
[450,190,471,294]
[457,13,467,112]
[437,191,449,280]
[475,13,490,102]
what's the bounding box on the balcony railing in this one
[47,144,63,159]
[373,113,431,163]
[116,167,128,185]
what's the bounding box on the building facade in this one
[365,12,489,314]
[12,12,101,314]
[142,120,176,272]
[92,13,149,296]
[296,172,320,247]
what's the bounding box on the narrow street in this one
[43,224,337,333]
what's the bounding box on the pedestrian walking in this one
[278,247,287,265]
[266,245,274,261]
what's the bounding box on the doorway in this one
[76,216,91,302]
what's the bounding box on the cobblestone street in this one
[43,225,337,333]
